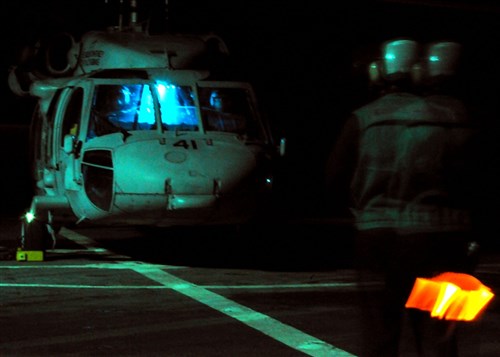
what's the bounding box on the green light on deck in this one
[429,55,439,62]
[25,212,35,223]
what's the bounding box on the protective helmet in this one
[210,90,226,111]
[115,86,132,107]
[380,38,420,81]
[425,41,462,77]
[96,85,134,115]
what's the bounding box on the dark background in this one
[1,0,499,220]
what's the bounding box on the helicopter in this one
[8,1,286,259]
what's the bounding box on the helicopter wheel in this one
[20,219,52,251]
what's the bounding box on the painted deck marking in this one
[1,228,357,357]
[0,279,360,290]
[132,264,355,357]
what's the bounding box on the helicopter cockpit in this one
[86,81,264,141]
[11,3,285,257]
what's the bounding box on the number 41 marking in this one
[173,139,198,149]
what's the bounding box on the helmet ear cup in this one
[368,60,382,84]
[411,62,424,86]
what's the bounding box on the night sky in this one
[2,0,499,217]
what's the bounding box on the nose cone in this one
[113,138,258,196]
[114,141,175,194]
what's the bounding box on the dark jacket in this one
[325,92,480,233]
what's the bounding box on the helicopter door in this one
[30,104,50,184]
[53,87,84,193]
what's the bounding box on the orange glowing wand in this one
[405,272,495,321]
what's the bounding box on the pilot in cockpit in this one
[89,85,138,138]
[202,89,247,133]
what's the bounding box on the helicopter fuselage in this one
[10,28,283,252]
[29,69,277,228]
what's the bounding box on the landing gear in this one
[17,210,57,261]
[20,218,52,251]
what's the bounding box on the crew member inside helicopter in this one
[88,84,153,139]
[201,89,248,134]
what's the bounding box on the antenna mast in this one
[130,0,138,27]
[165,0,169,30]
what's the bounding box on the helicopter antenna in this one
[103,0,142,31]
[118,0,124,30]
[164,0,169,31]
[130,0,138,27]
[102,0,125,30]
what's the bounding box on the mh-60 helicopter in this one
[8,1,285,259]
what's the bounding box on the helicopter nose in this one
[111,141,217,211]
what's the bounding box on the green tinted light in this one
[25,212,35,223]
[385,53,396,61]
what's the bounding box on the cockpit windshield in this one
[88,83,200,140]
[87,83,264,141]
[156,83,198,131]
[88,84,156,138]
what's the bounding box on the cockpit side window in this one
[199,87,261,139]
[61,88,83,145]
[88,84,156,139]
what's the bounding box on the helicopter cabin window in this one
[61,88,83,145]
[156,83,198,131]
[199,87,259,138]
[88,84,156,139]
